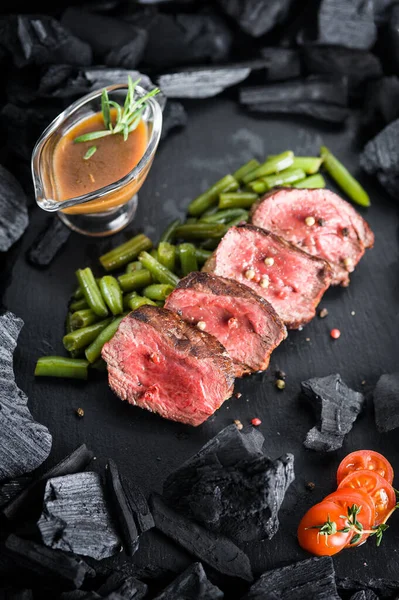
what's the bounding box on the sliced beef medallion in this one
[165,272,287,377]
[250,187,374,286]
[101,306,235,427]
[203,225,332,329]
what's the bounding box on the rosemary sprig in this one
[74,76,160,147]
[83,146,97,160]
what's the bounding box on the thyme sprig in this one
[74,77,160,149]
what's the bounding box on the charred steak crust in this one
[249,187,374,286]
[167,272,287,376]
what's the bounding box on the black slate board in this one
[3,97,399,590]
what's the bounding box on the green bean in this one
[139,251,180,286]
[226,211,249,228]
[143,284,175,301]
[185,217,197,224]
[262,168,306,190]
[178,243,198,276]
[195,248,212,265]
[233,158,260,182]
[129,295,157,310]
[187,174,239,217]
[174,223,227,240]
[218,192,258,210]
[71,309,100,330]
[200,238,219,250]
[35,356,89,380]
[69,297,89,312]
[117,269,153,293]
[65,312,73,334]
[158,242,176,273]
[268,155,322,175]
[76,268,108,318]
[320,146,370,207]
[123,291,138,309]
[85,315,125,363]
[69,349,85,358]
[200,208,248,224]
[99,276,123,315]
[150,248,159,260]
[292,174,326,189]
[200,206,219,218]
[72,285,84,300]
[242,151,294,184]
[159,219,181,243]
[99,233,153,271]
[63,318,113,352]
[125,261,143,273]
[246,180,268,194]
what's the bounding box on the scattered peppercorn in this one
[317,218,326,226]
[260,275,270,288]
[330,328,341,339]
[234,419,243,430]
[305,481,316,491]
[305,216,315,226]
[275,369,286,380]
[341,227,349,237]
[235,392,242,399]
[264,256,275,266]
[244,268,255,280]
[275,378,286,390]
[251,417,262,426]
[75,407,84,418]
[318,308,328,318]
[196,320,206,331]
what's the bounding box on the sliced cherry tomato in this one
[323,488,375,547]
[338,469,396,525]
[336,450,394,486]
[298,500,353,556]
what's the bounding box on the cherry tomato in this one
[298,500,353,556]
[338,469,396,525]
[336,450,394,486]
[323,488,375,547]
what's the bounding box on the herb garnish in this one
[74,76,160,157]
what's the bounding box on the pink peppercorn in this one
[330,328,341,339]
[251,417,262,426]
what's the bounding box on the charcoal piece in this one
[217,0,294,37]
[105,459,154,556]
[3,443,94,521]
[0,313,52,483]
[0,476,31,509]
[59,593,101,600]
[337,577,399,596]
[163,424,294,543]
[157,61,267,98]
[0,589,33,600]
[160,101,187,140]
[360,118,399,200]
[302,374,364,452]
[317,0,377,50]
[0,165,28,252]
[349,592,379,600]
[260,47,301,81]
[152,562,223,600]
[360,76,399,140]
[26,217,71,267]
[37,472,121,560]
[38,65,90,99]
[373,373,399,432]
[382,4,399,73]
[151,494,253,582]
[97,573,147,599]
[243,556,339,600]
[7,15,92,67]
[244,101,349,123]
[302,45,382,98]
[240,77,348,107]
[4,534,95,589]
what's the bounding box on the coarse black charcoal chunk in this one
[4,534,95,589]
[360,118,399,200]
[163,424,294,543]
[360,76,399,140]
[373,373,399,432]
[378,4,399,73]
[302,374,364,452]
[244,101,349,124]
[240,76,348,106]
[26,217,71,268]
[97,573,147,599]
[260,47,302,82]
[337,577,399,596]
[59,593,101,600]
[3,15,92,68]
[157,61,267,99]
[349,591,379,600]
[152,562,223,600]
[0,165,28,252]
[150,493,253,582]
[38,65,90,100]
[37,472,121,560]
[0,476,31,509]
[316,0,377,50]
[3,443,94,521]
[0,313,52,483]
[217,0,295,37]
[129,11,232,68]
[160,101,187,140]
[0,589,33,600]
[243,556,339,600]
[301,45,382,98]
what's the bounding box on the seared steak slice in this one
[101,306,235,426]
[165,272,287,377]
[203,225,332,329]
[250,187,374,286]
